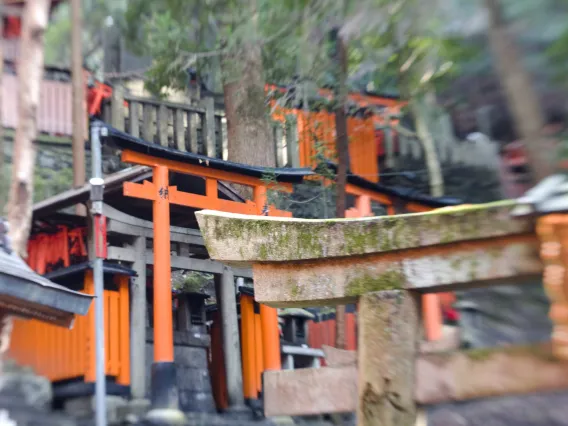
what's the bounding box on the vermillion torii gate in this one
[118,147,294,413]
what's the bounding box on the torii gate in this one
[115,147,294,414]
[196,200,568,425]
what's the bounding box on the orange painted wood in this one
[355,195,372,217]
[260,304,281,371]
[123,180,156,201]
[240,294,258,399]
[152,165,175,363]
[328,319,336,348]
[117,274,131,385]
[422,294,443,341]
[345,207,360,218]
[9,278,130,385]
[206,178,218,198]
[121,150,293,193]
[169,187,257,215]
[254,312,264,394]
[107,291,119,375]
[272,107,380,183]
[537,214,568,360]
[265,84,404,109]
[405,202,432,213]
[345,312,357,351]
[253,186,267,215]
[345,183,393,206]
[85,270,96,382]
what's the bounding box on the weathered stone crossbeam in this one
[196,201,542,307]
[196,201,547,426]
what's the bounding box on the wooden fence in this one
[104,88,293,167]
[195,201,567,426]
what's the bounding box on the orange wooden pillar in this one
[85,270,96,383]
[115,274,131,386]
[240,294,257,401]
[150,165,178,410]
[344,304,357,351]
[253,309,264,394]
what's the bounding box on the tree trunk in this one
[412,95,444,197]
[71,0,86,216]
[333,27,349,350]
[334,32,349,219]
[6,0,50,256]
[483,0,553,183]
[222,44,274,168]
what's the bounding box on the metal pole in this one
[90,122,107,426]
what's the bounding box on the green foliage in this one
[172,271,213,293]
[45,0,128,72]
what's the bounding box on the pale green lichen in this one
[344,223,380,255]
[259,244,269,260]
[345,270,405,297]
[200,199,524,262]
[290,282,300,299]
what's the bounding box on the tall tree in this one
[71,0,86,214]
[124,0,278,168]
[7,0,50,255]
[2,0,50,375]
[44,0,127,74]
[484,0,554,183]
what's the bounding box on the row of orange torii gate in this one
[10,121,460,418]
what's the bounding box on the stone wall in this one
[0,132,126,210]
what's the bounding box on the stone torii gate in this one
[195,200,568,425]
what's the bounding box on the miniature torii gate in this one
[196,200,568,425]
[118,147,292,414]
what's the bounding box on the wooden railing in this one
[8,273,130,385]
[195,202,563,425]
[104,89,294,168]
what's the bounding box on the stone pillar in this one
[358,290,419,426]
[216,267,248,416]
[130,236,147,401]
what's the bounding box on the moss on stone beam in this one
[196,200,533,264]
[250,238,541,307]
